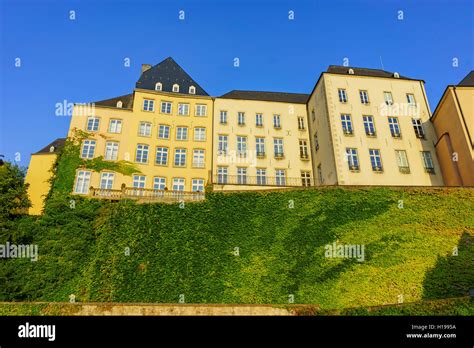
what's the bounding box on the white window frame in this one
[388,117,401,137]
[217,166,228,184]
[220,111,228,124]
[273,114,281,128]
[172,178,185,192]
[238,112,245,125]
[74,170,91,194]
[298,116,305,130]
[237,167,247,185]
[256,113,263,127]
[158,125,170,139]
[161,101,172,114]
[195,104,207,116]
[174,148,187,167]
[237,136,247,157]
[338,89,348,103]
[359,90,369,104]
[218,135,228,155]
[138,122,152,137]
[81,139,96,159]
[153,177,166,191]
[341,114,353,135]
[192,179,205,192]
[193,149,205,168]
[135,144,149,163]
[178,103,190,116]
[176,127,188,141]
[155,147,168,166]
[172,84,180,93]
[363,115,376,136]
[99,172,115,189]
[143,99,155,111]
[275,169,286,186]
[194,127,206,141]
[108,119,122,133]
[369,149,383,171]
[86,117,100,131]
[384,91,393,105]
[256,137,265,156]
[256,168,266,185]
[104,141,119,160]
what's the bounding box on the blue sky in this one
[0,0,472,165]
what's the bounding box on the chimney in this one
[141,64,152,73]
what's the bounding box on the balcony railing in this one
[213,174,313,187]
[89,186,205,203]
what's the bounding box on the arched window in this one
[49,146,55,153]
[116,101,123,108]
[155,82,162,91]
[348,68,354,75]
[172,84,180,93]
[189,86,196,94]
[394,72,400,78]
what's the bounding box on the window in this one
[256,168,266,185]
[189,86,196,94]
[421,151,435,173]
[153,177,166,190]
[196,104,207,116]
[407,93,416,106]
[193,149,205,168]
[273,114,281,129]
[317,165,323,185]
[395,150,410,173]
[104,141,119,160]
[192,179,205,192]
[155,83,162,91]
[314,132,319,151]
[238,112,245,125]
[341,114,353,135]
[178,103,190,116]
[143,99,154,111]
[346,148,360,171]
[363,115,376,136]
[359,90,369,104]
[161,101,172,114]
[155,147,168,166]
[220,111,228,124]
[158,125,170,139]
[218,135,228,155]
[217,167,228,184]
[100,172,114,189]
[412,119,425,139]
[108,119,122,133]
[369,149,383,172]
[338,89,348,103]
[74,170,91,194]
[174,148,186,167]
[116,101,123,108]
[302,171,312,187]
[86,117,100,131]
[237,136,247,157]
[237,167,247,185]
[384,92,393,105]
[133,175,146,188]
[172,178,185,191]
[274,138,284,158]
[135,144,149,163]
[298,117,305,130]
[81,140,96,159]
[299,140,309,159]
[138,122,152,137]
[256,113,263,127]
[172,84,180,93]
[275,169,286,186]
[176,127,188,140]
[194,127,206,141]
[388,117,401,137]
[312,110,315,121]
[256,137,265,156]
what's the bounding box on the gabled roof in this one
[326,65,421,81]
[135,57,209,96]
[93,94,134,109]
[34,138,66,155]
[219,90,309,104]
[457,71,474,86]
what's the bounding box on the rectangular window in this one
[192,179,205,192]
[273,114,281,129]
[220,111,228,124]
[255,113,263,127]
[275,169,286,186]
[158,125,170,139]
[104,141,119,160]
[360,90,369,104]
[346,148,359,171]
[153,177,166,190]
[298,116,305,130]
[238,112,245,125]
[369,149,383,172]
[256,168,266,185]
[338,89,348,103]
[133,175,146,188]
[193,149,205,168]
[138,122,152,137]
[155,147,168,166]
[299,140,309,159]
[301,171,312,187]
[174,148,186,167]
[314,132,319,151]
[86,117,100,131]
[388,117,401,137]
[100,172,114,189]
[176,127,188,140]
[178,103,190,116]
[217,166,228,184]
[143,99,154,111]
[395,150,410,173]
[172,178,185,191]
[421,151,435,173]
[237,136,247,157]
[363,115,376,136]
[81,140,96,159]
[237,167,247,185]
[74,170,91,194]
[341,114,353,135]
[218,135,228,155]
[108,119,122,133]
[161,101,172,114]
[407,93,416,106]
[317,165,323,185]
[135,144,149,163]
[195,104,207,116]
[384,92,393,105]
[194,127,206,141]
[256,137,265,156]
[274,138,284,158]
[412,119,425,139]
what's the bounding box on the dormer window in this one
[49,146,55,153]
[155,82,162,91]
[348,68,355,75]
[172,84,180,93]
[189,86,196,94]
[116,101,123,108]
[394,72,400,78]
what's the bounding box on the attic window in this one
[189,86,196,94]
[49,146,55,153]
[116,101,123,108]
[173,84,180,93]
[155,83,162,91]
[348,69,355,75]
[394,72,400,78]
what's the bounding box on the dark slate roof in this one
[458,71,474,86]
[93,94,134,109]
[326,65,420,81]
[219,90,309,104]
[135,57,209,96]
[34,138,66,155]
